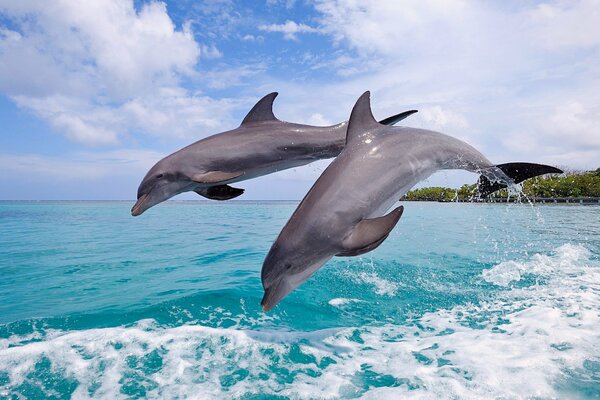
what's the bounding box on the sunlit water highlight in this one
[0,201,598,399]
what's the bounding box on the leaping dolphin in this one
[260,91,562,311]
[131,93,417,216]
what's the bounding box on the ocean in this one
[0,200,598,399]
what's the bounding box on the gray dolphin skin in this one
[131,93,417,216]
[260,91,563,311]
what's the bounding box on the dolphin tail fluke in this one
[478,162,563,197]
[378,110,418,126]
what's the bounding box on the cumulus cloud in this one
[266,0,297,9]
[0,149,170,200]
[0,149,162,181]
[0,0,236,146]
[302,0,600,169]
[529,0,600,49]
[1,0,599,200]
[241,34,263,42]
[0,1,199,97]
[306,113,332,126]
[259,20,319,41]
[419,107,469,131]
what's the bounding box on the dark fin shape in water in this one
[337,205,404,257]
[478,162,563,197]
[378,110,418,126]
[195,185,244,200]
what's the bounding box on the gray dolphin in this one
[131,93,417,216]
[260,91,562,311]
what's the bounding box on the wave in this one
[343,259,403,297]
[1,244,598,399]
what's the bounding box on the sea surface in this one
[0,200,598,399]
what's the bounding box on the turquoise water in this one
[0,200,598,399]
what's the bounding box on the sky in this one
[0,0,599,200]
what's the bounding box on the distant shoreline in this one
[404,169,600,203]
[1,199,599,205]
[406,197,600,204]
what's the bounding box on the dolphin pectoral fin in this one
[337,235,389,257]
[191,171,244,184]
[195,185,244,200]
[478,163,563,197]
[378,110,418,126]
[337,206,404,257]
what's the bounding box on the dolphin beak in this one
[261,278,292,312]
[131,193,149,216]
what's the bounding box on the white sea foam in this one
[328,298,363,307]
[482,243,591,287]
[348,270,400,296]
[1,244,598,399]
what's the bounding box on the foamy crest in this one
[1,244,598,399]
[328,298,363,307]
[482,243,591,287]
[350,271,400,296]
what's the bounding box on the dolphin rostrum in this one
[131,93,417,216]
[260,91,562,311]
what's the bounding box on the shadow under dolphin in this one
[131,93,417,216]
[260,91,563,312]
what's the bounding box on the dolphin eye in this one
[156,174,164,179]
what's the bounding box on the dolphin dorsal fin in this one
[241,92,279,125]
[346,91,382,144]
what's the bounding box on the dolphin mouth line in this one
[131,193,149,216]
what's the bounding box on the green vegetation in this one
[403,167,600,201]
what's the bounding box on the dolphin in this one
[260,91,562,311]
[131,93,417,216]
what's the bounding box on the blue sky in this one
[1,0,599,200]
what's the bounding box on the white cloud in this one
[241,34,263,42]
[0,148,171,200]
[306,113,332,126]
[0,1,199,97]
[0,0,237,146]
[0,149,162,181]
[529,0,600,49]
[259,20,319,41]
[502,100,600,168]
[418,106,469,131]
[200,63,267,90]
[1,0,599,199]
[544,102,600,147]
[266,0,297,9]
[301,0,600,169]
[11,95,121,146]
[200,44,223,59]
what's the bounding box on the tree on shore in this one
[403,167,600,201]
